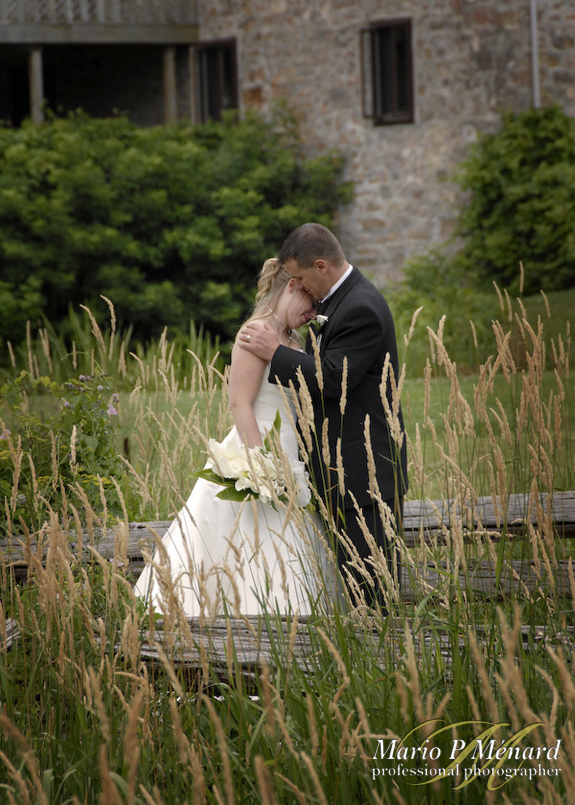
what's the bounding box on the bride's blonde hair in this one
[237,257,302,345]
[254,257,291,308]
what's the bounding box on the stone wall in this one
[195,0,575,285]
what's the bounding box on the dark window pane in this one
[370,20,413,125]
[204,49,220,119]
[394,27,409,113]
[220,47,235,111]
[196,40,237,123]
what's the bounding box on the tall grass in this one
[0,291,574,804]
[1,299,224,389]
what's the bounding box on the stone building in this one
[2,0,574,283]
[194,0,575,282]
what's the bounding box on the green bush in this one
[0,370,130,536]
[389,106,575,373]
[456,105,575,294]
[387,248,495,373]
[0,108,352,350]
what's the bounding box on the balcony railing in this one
[0,0,196,25]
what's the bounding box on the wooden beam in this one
[163,46,177,125]
[0,24,198,45]
[29,47,44,124]
[188,45,199,124]
[2,492,575,571]
[2,492,575,603]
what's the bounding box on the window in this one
[362,19,414,125]
[193,39,238,123]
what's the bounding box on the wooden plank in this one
[140,616,320,672]
[0,0,197,23]
[400,559,575,601]
[124,491,575,553]
[2,492,574,609]
[2,491,574,572]
[0,614,441,670]
[1,618,20,652]
[0,23,199,44]
[5,612,573,674]
[29,47,45,124]
[3,549,573,602]
[107,618,575,673]
[402,491,575,537]
[163,46,178,125]
[123,491,575,559]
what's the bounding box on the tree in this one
[456,105,575,294]
[0,108,352,349]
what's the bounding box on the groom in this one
[240,223,408,607]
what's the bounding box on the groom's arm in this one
[239,299,391,401]
[269,345,320,391]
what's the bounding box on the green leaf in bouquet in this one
[263,409,282,452]
[215,486,252,502]
[191,468,229,486]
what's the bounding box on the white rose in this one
[248,448,280,502]
[206,439,310,508]
[207,438,249,479]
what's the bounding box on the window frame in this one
[192,37,238,123]
[361,18,414,126]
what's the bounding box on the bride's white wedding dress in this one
[134,365,328,617]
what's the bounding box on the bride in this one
[134,258,328,618]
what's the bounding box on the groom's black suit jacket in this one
[269,267,408,516]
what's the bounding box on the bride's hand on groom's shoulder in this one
[238,321,279,361]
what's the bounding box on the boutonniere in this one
[312,313,329,350]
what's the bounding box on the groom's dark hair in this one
[278,222,346,268]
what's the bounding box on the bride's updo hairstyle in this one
[254,257,291,308]
[237,257,302,344]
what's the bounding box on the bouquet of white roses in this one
[193,415,311,508]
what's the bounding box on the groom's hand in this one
[239,321,280,361]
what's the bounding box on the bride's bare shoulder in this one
[230,334,267,368]
[245,318,268,332]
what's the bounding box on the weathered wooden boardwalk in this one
[135,616,575,675]
[2,491,574,669]
[2,491,574,594]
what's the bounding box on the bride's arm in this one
[228,340,267,448]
